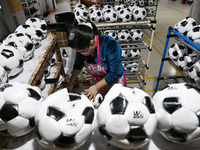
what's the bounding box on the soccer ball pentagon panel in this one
[97,84,157,150]
[25,17,47,39]
[174,17,196,36]
[0,82,43,137]
[35,89,95,150]
[3,33,35,61]
[168,43,187,61]
[153,83,200,143]
[0,44,24,77]
[132,7,147,21]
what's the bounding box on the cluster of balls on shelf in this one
[121,45,141,73]
[73,2,155,23]
[103,28,143,42]
[168,17,200,85]
[0,82,200,150]
[0,17,63,91]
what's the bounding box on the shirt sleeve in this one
[104,40,124,85]
[73,52,84,70]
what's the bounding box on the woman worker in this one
[66,22,126,100]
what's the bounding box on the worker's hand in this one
[84,85,98,101]
[66,82,74,91]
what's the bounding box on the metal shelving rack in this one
[154,27,200,93]
[96,20,156,90]
[20,0,43,19]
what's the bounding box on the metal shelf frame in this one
[154,27,200,93]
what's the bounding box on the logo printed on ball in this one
[133,110,144,118]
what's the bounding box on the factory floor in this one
[2,0,200,150]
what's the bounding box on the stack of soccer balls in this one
[73,4,148,23]
[97,84,157,149]
[153,83,200,143]
[0,82,43,137]
[0,17,47,83]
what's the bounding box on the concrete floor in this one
[1,0,200,150]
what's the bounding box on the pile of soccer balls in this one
[0,17,47,84]
[73,3,156,23]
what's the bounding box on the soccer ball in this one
[25,17,47,39]
[102,5,114,14]
[126,62,139,72]
[118,8,132,22]
[168,43,187,61]
[148,0,155,6]
[73,4,87,11]
[138,0,146,6]
[146,8,155,16]
[103,9,118,23]
[187,25,200,41]
[118,30,131,42]
[0,66,8,84]
[0,44,24,77]
[174,17,196,36]
[104,30,118,40]
[35,89,95,150]
[130,29,143,41]
[89,9,103,23]
[97,84,157,149]
[74,7,89,23]
[177,54,196,71]
[15,24,43,49]
[128,46,141,58]
[121,49,130,58]
[153,83,200,143]
[188,60,200,85]
[132,7,147,21]
[3,33,35,61]
[0,82,43,137]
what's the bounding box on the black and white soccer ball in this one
[146,8,155,17]
[25,17,47,39]
[121,49,130,58]
[103,9,118,23]
[104,30,118,40]
[73,3,87,11]
[128,46,141,58]
[15,24,43,49]
[168,43,187,61]
[187,25,200,41]
[174,17,197,36]
[0,44,24,77]
[130,29,143,41]
[89,9,103,23]
[0,66,8,84]
[133,6,147,21]
[126,62,139,72]
[35,89,95,150]
[177,54,196,71]
[0,82,43,137]
[138,0,146,6]
[188,60,200,85]
[3,33,35,61]
[117,30,131,42]
[118,8,132,22]
[153,83,200,143]
[97,84,157,150]
[74,7,89,23]
[147,0,155,6]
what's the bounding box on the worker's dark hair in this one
[67,22,101,50]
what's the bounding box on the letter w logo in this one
[133,111,144,118]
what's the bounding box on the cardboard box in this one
[6,0,22,13]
